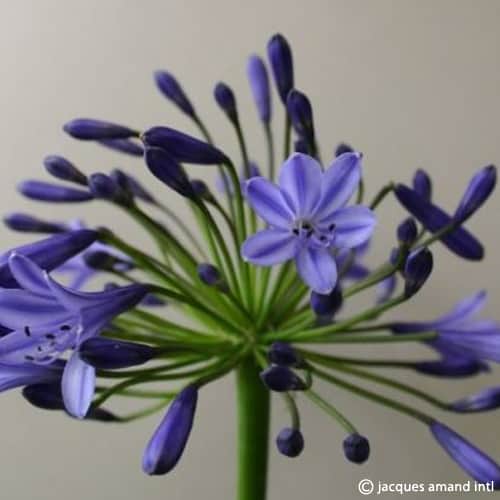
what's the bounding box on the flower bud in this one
[276,428,304,457]
[286,89,315,148]
[335,143,354,157]
[154,70,196,118]
[268,342,301,367]
[89,173,131,205]
[98,138,144,157]
[413,169,432,201]
[454,165,497,223]
[63,118,139,140]
[267,34,294,103]
[403,247,433,297]
[110,169,155,203]
[260,365,306,392]
[197,263,222,286]
[343,433,370,464]
[310,285,343,317]
[247,55,271,123]
[142,127,227,165]
[294,139,308,154]
[190,179,210,198]
[4,213,65,233]
[83,250,131,271]
[214,82,238,124]
[145,147,196,198]
[43,155,88,185]
[79,338,157,370]
[449,387,500,413]
[397,217,418,245]
[142,385,198,475]
[18,180,93,203]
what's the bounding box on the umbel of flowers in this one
[2,33,500,499]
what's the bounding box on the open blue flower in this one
[242,153,376,293]
[0,254,147,417]
[392,291,500,366]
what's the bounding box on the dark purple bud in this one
[109,169,133,196]
[335,143,354,157]
[413,169,432,201]
[43,155,88,185]
[110,169,155,203]
[98,138,144,157]
[397,217,418,245]
[286,89,315,147]
[294,139,308,154]
[63,118,138,141]
[214,82,238,124]
[276,428,304,457]
[4,213,65,233]
[310,285,343,316]
[190,179,209,198]
[430,421,500,487]
[394,184,484,261]
[83,250,133,271]
[88,173,130,205]
[154,70,196,118]
[450,387,500,413]
[142,385,198,475]
[267,34,294,103]
[142,127,227,165]
[414,357,489,377]
[389,247,401,266]
[145,147,196,198]
[454,165,497,223]
[260,365,306,392]
[197,263,222,286]
[343,433,370,464]
[141,293,167,307]
[268,342,301,367]
[79,338,157,369]
[247,55,271,123]
[403,248,433,297]
[18,180,93,203]
[0,229,98,287]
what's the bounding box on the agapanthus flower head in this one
[214,82,238,124]
[142,127,227,165]
[144,147,196,199]
[268,342,302,367]
[403,247,433,297]
[142,385,198,475]
[154,70,196,118]
[450,387,500,413]
[247,55,271,123]
[242,152,376,293]
[430,421,500,488]
[18,180,93,203]
[392,290,500,365]
[267,33,294,103]
[343,433,370,464]
[4,213,65,234]
[260,365,306,392]
[276,428,304,458]
[97,138,144,157]
[310,285,343,317]
[43,155,88,186]
[79,338,157,370]
[454,165,497,223]
[63,118,139,141]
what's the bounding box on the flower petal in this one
[295,247,338,294]
[434,291,487,328]
[278,153,322,217]
[313,152,362,219]
[324,206,376,249]
[241,229,297,266]
[8,254,51,296]
[246,178,294,228]
[62,351,95,419]
[0,362,63,392]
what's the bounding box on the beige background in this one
[1,0,500,498]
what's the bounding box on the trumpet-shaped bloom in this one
[242,153,376,293]
[392,291,500,365]
[0,254,147,417]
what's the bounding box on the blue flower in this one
[4,213,66,234]
[64,119,139,141]
[247,55,271,123]
[430,421,500,487]
[154,70,196,119]
[0,254,147,418]
[18,180,93,203]
[242,153,376,293]
[392,291,500,365]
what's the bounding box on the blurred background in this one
[1,0,500,498]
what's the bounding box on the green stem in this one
[236,357,270,500]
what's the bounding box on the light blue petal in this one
[62,351,95,419]
[295,247,338,294]
[8,253,51,296]
[325,206,376,249]
[241,229,297,266]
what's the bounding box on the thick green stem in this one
[236,357,270,500]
